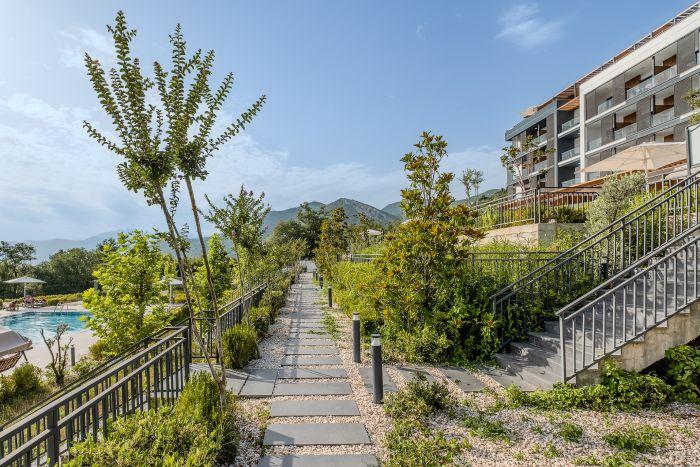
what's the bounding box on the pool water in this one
[0,311,90,343]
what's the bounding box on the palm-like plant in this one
[83,11,265,407]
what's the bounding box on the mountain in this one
[381,188,505,220]
[324,198,398,226]
[22,231,122,262]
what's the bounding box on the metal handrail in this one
[559,221,700,380]
[491,170,700,349]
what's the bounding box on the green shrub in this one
[385,373,455,421]
[505,361,671,411]
[322,311,340,340]
[662,345,700,403]
[384,419,469,467]
[463,413,510,442]
[72,356,102,378]
[558,422,583,442]
[248,305,271,339]
[222,324,259,369]
[603,425,667,453]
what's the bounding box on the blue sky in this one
[0,0,693,240]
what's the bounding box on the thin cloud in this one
[59,28,116,68]
[496,3,563,49]
[416,24,426,41]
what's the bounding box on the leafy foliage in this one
[505,360,671,411]
[603,425,667,454]
[40,324,73,386]
[83,231,172,356]
[314,207,349,278]
[585,173,646,234]
[462,413,510,442]
[222,324,259,369]
[32,248,100,295]
[271,202,327,257]
[558,422,583,442]
[385,373,456,421]
[0,364,43,403]
[661,344,700,403]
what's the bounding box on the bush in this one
[68,372,239,466]
[505,360,671,411]
[662,344,700,403]
[248,305,271,339]
[0,364,43,402]
[463,413,510,442]
[72,356,102,378]
[32,292,84,306]
[385,373,455,421]
[558,422,583,442]
[384,419,469,467]
[222,324,259,369]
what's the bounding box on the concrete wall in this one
[477,222,587,247]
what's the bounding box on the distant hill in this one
[324,198,398,226]
[22,231,122,263]
[380,189,505,220]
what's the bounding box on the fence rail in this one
[0,274,278,466]
[475,187,599,230]
[464,251,562,284]
[491,171,700,350]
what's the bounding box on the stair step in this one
[493,353,560,390]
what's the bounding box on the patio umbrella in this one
[3,276,45,297]
[581,142,686,175]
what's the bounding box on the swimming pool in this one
[0,311,90,343]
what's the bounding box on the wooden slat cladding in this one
[677,31,696,74]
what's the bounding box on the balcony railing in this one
[652,107,676,126]
[626,66,678,100]
[560,147,580,161]
[532,134,547,145]
[597,99,614,114]
[533,160,548,172]
[560,178,580,187]
[587,137,602,150]
[560,117,580,133]
[613,122,637,140]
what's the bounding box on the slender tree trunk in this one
[183,176,228,404]
[155,187,227,409]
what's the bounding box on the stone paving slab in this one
[289,332,330,339]
[263,423,371,446]
[277,368,348,379]
[478,365,537,392]
[270,400,360,417]
[273,382,352,396]
[286,338,335,346]
[395,365,436,383]
[438,366,485,392]
[282,355,343,366]
[190,364,248,394]
[290,326,326,331]
[357,366,397,393]
[258,454,379,466]
[239,368,278,397]
[285,346,338,355]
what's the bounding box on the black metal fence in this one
[0,279,271,466]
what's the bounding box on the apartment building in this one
[505,2,700,192]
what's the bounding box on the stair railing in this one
[559,221,700,381]
[491,171,700,349]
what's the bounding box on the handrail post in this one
[184,321,191,381]
[534,188,541,223]
[559,315,566,382]
[47,407,59,466]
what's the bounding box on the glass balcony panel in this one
[626,78,654,99]
[654,65,677,85]
[652,108,675,126]
[560,147,580,161]
[560,178,580,187]
[587,137,602,150]
[597,99,614,114]
[560,117,580,132]
[533,160,548,172]
[532,134,547,145]
[613,122,637,140]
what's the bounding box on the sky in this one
[0,0,694,240]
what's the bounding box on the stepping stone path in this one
[235,271,379,466]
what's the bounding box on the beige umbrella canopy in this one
[3,276,45,297]
[581,142,686,174]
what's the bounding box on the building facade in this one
[505,3,700,192]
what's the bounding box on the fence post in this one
[559,315,566,382]
[184,322,191,382]
[353,313,361,363]
[47,407,59,466]
[534,187,541,223]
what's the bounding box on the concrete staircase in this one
[495,229,700,389]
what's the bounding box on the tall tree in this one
[501,135,552,193]
[33,248,99,294]
[460,168,484,206]
[83,11,265,407]
[0,241,36,296]
[314,207,349,277]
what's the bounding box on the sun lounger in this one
[0,326,32,372]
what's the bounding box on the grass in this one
[602,425,667,454]
[322,310,341,340]
[463,413,510,443]
[0,386,53,425]
[559,422,583,442]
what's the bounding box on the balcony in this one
[626,66,678,100]
[587,137,602,151]
[561,178,580,187]
[560,116,580,133]
[532,134,547,145]
[560,147,580,161]
[533,160,548,172]
[613,122,637,141]
[597,99,614,114]
[652,108,675,126]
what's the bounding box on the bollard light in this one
[352,313,361,363]
[371,334,383,404]
[328,286,333,308]
[70,345,76,366]
[319,275,324,289]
